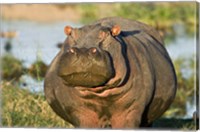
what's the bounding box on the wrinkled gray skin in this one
[44,17,177,129]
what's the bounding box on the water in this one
[0,20,196,118]
[1,20,82,68]
[167,24,196,60]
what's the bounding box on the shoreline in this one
[1,4,81,23]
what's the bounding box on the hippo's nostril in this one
[70,48,75,53]
[89,47,98,54]
[67,48,76,54]
[91,48,97,54]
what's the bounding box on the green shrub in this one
[28,60,48,80]
[1,55,25,81]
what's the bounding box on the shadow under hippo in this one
[44,17,177,129]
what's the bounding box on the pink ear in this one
[64,26,73,36]
[111,25,121,36]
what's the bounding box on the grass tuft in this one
[1,81,73,128]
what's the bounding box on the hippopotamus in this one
[44,17,177,129]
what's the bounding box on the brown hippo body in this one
[44,17,177,128]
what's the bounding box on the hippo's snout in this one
[57,46,115,87]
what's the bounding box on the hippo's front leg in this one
[111,102,145,128]
[71,107,100,128]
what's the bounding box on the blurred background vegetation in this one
[0,2,198,130]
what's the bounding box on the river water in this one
[0,20,196,118]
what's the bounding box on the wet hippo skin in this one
[44,17,177,129]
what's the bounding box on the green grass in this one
[1,81,73,128]
[1,81,196,130]
[78,3,197,26]
[77,2,197,43]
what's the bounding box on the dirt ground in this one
[1,4,81,23]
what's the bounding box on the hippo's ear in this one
[111,25,121,36]
[64,26,73,36]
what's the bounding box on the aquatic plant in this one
[28,60,48,80]
[1,54,25,81]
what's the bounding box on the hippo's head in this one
[57,23,128,88]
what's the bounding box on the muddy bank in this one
[1,4,81,23]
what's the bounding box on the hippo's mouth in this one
[72,77,123,98]
[60,72,112,88]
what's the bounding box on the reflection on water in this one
[0,20,196,118]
